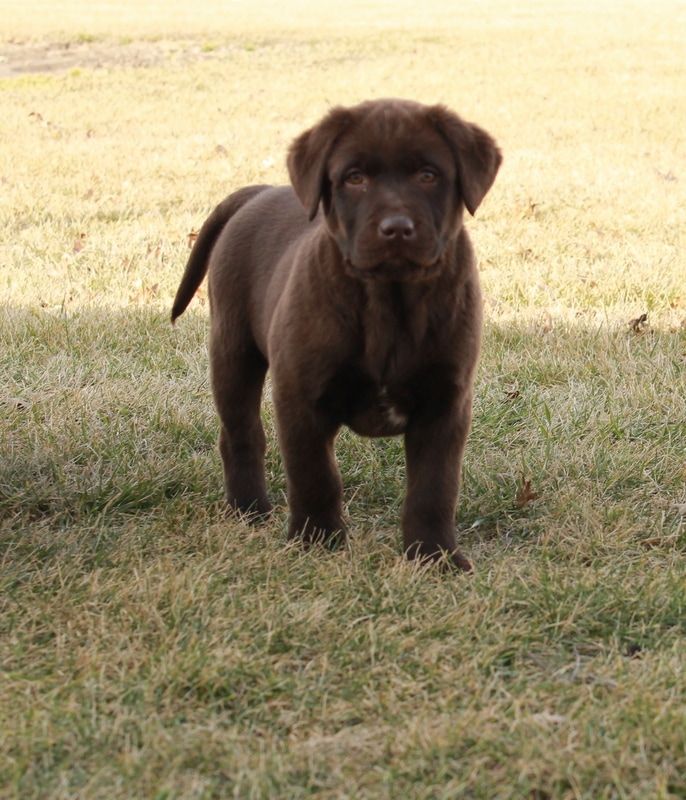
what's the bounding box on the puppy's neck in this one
[361,280,431,383]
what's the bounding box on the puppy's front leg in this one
[274,396,345,546]
[402,393,473,572]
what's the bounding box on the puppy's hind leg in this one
[210,334,272,520]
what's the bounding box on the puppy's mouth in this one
[344,256,441,283]
[342,232,446,282]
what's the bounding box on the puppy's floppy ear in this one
[428,106,502,216]
[287,106,353,221]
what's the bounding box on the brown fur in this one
[172,98,501,571]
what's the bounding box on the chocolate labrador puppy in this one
[172,98,501,571]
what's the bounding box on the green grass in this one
[2,1,686,797]
[2,308,685,798]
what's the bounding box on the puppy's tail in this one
[171,184,271,323]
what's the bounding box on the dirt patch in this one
[0,38,242,78]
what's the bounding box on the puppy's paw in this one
[227,496,273,524]
[447,548,473,573]
[288,517,347,550]
[405,542,473,574]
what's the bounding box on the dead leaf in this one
[641,537,663,549]
[515,478,539,508]
[518,199,540,219]
[129,280,161,303]
[655,168,677,182]
[625,642,644,658]
[187,229,199,248]
[530,712,566,726]
[29,110,62,136]
[672,503,686,516]
[628,313,649,334]
[3,396,29,411]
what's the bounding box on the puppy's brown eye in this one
[344,170,365,186]
[418,168,438,183]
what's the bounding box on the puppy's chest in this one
[318,284,441,436]
[354,383,409,437]
[319,367,411,438]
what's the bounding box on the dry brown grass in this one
[1,2,685,798]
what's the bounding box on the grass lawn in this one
[1,1,685,797]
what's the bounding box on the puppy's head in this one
[287,98,501,282]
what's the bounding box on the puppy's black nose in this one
[378,215,416,241]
